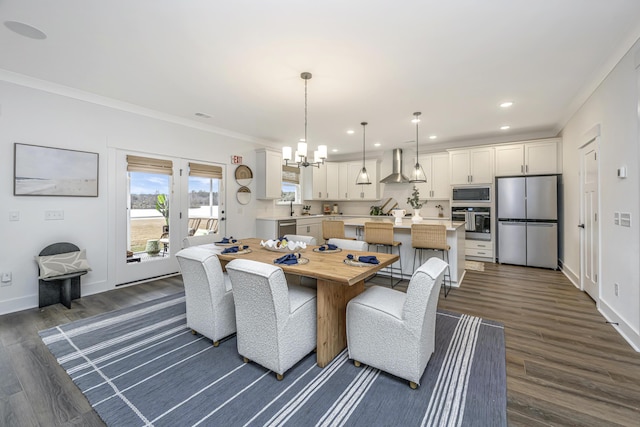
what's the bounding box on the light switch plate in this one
[614,212,620,225]
[620,212,631,227]
[9,211,19,221]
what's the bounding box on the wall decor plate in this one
[235,165,253,186]
[313,247,342,253]
[237,186,251,205]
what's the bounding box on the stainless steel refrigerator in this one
[497,175,558,269]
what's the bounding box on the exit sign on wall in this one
[231,155,243,164]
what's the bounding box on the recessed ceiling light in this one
[500,101,513,108]
[500,125,510,130]
[4,21,47,40]
[332,149,339,152]
[194,112,211,118]
[429,135,437,140]
[346,130,355,135]
[374,143,381,147]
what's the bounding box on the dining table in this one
[215,237,399,368]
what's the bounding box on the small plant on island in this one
[407,185,423,210]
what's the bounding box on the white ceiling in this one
[2,0,640,158]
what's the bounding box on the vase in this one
[412,208,423,222]
[145,239,160,256]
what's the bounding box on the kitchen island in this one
[342,217,466,287]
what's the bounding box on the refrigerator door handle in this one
[578,224,585,228]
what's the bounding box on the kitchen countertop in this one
[256,214,452,221]
[342,217,464,231]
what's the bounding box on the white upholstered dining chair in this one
[175,247,236,346]
[283,234,318,245]
[225,258,317,380]
[327,238,368,251]
[346,257,448,389]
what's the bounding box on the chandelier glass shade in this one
[282,72,327,168]
[355,121,371,185]
[409,111,427,183]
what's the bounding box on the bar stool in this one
[411,224,451,297]
[363,222,403,288]
[322,220,355,243]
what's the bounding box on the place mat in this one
[313,247,342,253]
[344,258,374,267]
[215,241,242,247]
[274,257,309,265]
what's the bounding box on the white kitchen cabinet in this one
[465,240,493,259]
[325,162,340,200]
[449,147,494,185]
[494,139,560,176]
[415,153,450,200]
[256,148,282,199]
[339,163,350,199]
[303,163,328,200]
[296,217,322,243]
[347,160,380,200]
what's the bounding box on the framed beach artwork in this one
[14,143,99,197]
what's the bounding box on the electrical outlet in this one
[0,272,11,286]
[45,210,64,220]
[9,211,19,221]
[614,283,619,296]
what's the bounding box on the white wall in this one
[560,38,640,349]
[0,79,261,314]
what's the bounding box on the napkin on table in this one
[222,246,239,254]
[346,254,379,264]
[274,253,301,265]
[218,236,237,244]
[318,244,338,251]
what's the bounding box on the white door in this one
[114,152,224,286]
[580,141,599,301]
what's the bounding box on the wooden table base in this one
[315,278,365,368]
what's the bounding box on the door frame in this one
[578,125,601,303]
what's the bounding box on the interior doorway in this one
[579,138,599,302]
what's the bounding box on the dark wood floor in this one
[1,264,639,426]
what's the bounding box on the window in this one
[278,165,301,204]
[188,162,222,235]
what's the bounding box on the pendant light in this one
[282,72,327,168]
[355,121,371,185]
[409,112,427,183]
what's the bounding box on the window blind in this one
[282,165,300,184]
[189,162,223,179]
[126,155,173,175]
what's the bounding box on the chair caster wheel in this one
[354,360,361,367]
[243,357,249,363]
[213,341,220,347]
[191,330,197,335]
[409,381,418,389]
[276,373,284,381]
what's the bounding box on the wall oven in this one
[451,206,491,241]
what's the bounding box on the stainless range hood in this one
[380,148,410,184]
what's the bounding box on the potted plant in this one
[435,204,444,218]
[370,205,383,216]
[156,194,169,233]
[407,185,424,222]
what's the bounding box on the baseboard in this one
[0,294,38,315]
[599,300,640,352]
[561,263,580,289]
[0,279,111,315]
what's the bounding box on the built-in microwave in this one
[452,186,491,202]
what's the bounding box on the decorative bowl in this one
[260,239,307,252]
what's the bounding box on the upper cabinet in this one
[303,163,328,200]
[449,147,494,185]
[256,148,282,199]
[304,160,380,201]
[415,153,450,199]
[494,139,561,176]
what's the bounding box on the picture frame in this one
[14,143,99,197]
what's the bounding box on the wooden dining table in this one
[215,237,399,368]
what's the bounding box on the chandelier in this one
[409,112,427,183]
[355,121,371,185]
[282,72,327,168]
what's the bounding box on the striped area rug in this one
[39,292,506,426]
